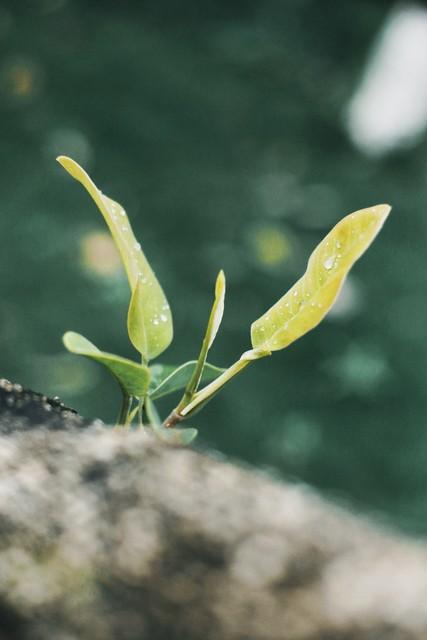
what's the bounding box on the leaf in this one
[251,204,391,353]
[207,270,226,349]
[145,396,197,446]
[151,421,198,446]
[127,276,172,364]
[57,156,173,361]
[63,331,150,397]
[180,270,226,403]
[149,361,225,400]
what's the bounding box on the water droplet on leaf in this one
[323,256,335,270]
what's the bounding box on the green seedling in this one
[58,156,390,445]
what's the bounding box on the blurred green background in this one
[1,0,427,535]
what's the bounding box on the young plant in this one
[58,156,390,445]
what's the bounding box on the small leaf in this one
[149,361,225,400]
[207,270,226,349]
[63,331,150,397]
[151,421,198,446]
[144,397,197,445]
[251,204,391,352]
[180,270,226,404]
[57,156,173,361]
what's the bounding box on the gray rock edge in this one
[0,379,426,640]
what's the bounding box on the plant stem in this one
[117,392,132,426]
[145,397,161,427]
[163,356,254,428]
[181,357,252,415]
[137,397,144,427]
[177,345,207,412]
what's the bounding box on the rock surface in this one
[0,379,426,640]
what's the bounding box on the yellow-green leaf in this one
[207,270,226,349]
[179,270,226,405]
[63,331,150,397]
[251,204,391,352]
[57,156,173,361]
[127,276,172,363]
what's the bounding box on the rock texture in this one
[0,378,426,640]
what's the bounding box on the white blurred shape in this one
[327,276,362,320]
[347,4,427,155]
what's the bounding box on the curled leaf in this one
[207,270,226,349]
[63,331,150,397]
[57,156,173,361]
[251,204,391,352]
[179,270,226,405]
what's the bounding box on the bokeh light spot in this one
[327,276,363,321]
[28,353,98,397]
[80,231,122,277]
[326,344,391,396]
[250,225,291,268]
[265,412,321,467]
[0,58,44,103]
[11,68,32,96]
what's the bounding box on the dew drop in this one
[152,318,160,326]
[134,242,141,251]
[323,256,335,270]
[160,313,168,322]
[293,290,298,297]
